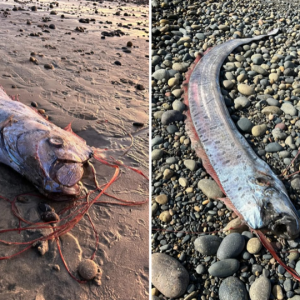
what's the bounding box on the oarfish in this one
[184,28,300,240]
[0,87,93,200]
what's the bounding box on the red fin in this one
[256,230,300,282]
[64,122,86,143]
[64,122,73,133]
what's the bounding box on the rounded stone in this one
[272,128,287,140]
[295,260,300,274]
[249,276,271,300]
[194,235,222,255]
[237,84,255,96]
[251,54,263,64]
[155,194,168,205]
[152,253,189,298]
[152,149,163,160]
[184,159,198,171]
[179,177,188,187]
[261,106,283,116]
[219,277,248,300]
[159,211,172,223]
[161,110,183,125]
[172,100,185,112]
[265,142,284,152]
[281,102,297,116]
[223,80,235,89]
[78,259,98,280]
[246,238,262,254]
[217,233,245,260]
[269,73,279,83]
[208,259,240,277]
[195,264,206,274]
[272,285,284,300]
[237,118,253,133]
[252,124,267,137]
[251,65,268,75]
[198,179,224,199]
[234,96,250,109]
[152,69,169,80]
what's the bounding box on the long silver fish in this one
[185,28,300,239]
[0,87,93,200]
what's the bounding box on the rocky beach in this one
[0,0,149,299]
[152,0,300,299]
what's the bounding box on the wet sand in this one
[0,0,149,299]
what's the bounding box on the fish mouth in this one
[268,214,300,240]
[47,157,92,198]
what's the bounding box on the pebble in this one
[295,260,300,274]
[272,285,284,300]
[197,179,224,199]
[44,64,54,70]
[237,118,253,133]
[155,194,168,205]
[217,233,245,260]
[152,149,163,160]
[234,96,250,109]
[208,259,240,277]
[223,80,235,89]
[252,124,267,137]
[78,259,98,280]
[261,106,283,116]
[195,264,206,274]
[184,159,198,171]
[172,100,185,112]
[237,84,255,96]
[159,211,172,223]
[194,235,222,255]
[161,110,183,125]
[272,128,287,140]
[152,253,189,298]
[288,296,300,300]
[246,238,262,254]
[152,69,169,80]
[219,277,248,300]
[281,102,297,116]
[265,142,284,152]
[249,276,271,300]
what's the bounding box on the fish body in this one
[187,29,300,239]
[0,87,92,200]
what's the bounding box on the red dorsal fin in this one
[64,122,73,133]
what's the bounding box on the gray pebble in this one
[265,142,284,152]
[152,69,169,80]
[219,277,248,300]
[198,178,224,199]
[249,276,271,300]
[234,96,250,109]
[184,159,198,171]
[217,233,245,260]
[152,149,163,160]
[161,110,183,125]
[237,118,253,133]
[194,235,222,255]
[152,253,189,298]
[208,259,240,277]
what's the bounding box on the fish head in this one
[250,174,300,239]
[4,119,93,199]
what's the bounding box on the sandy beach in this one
[0,0,149,299]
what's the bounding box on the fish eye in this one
[49,137,64,147]
[263,186,279,196]
[255,177,269,186]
